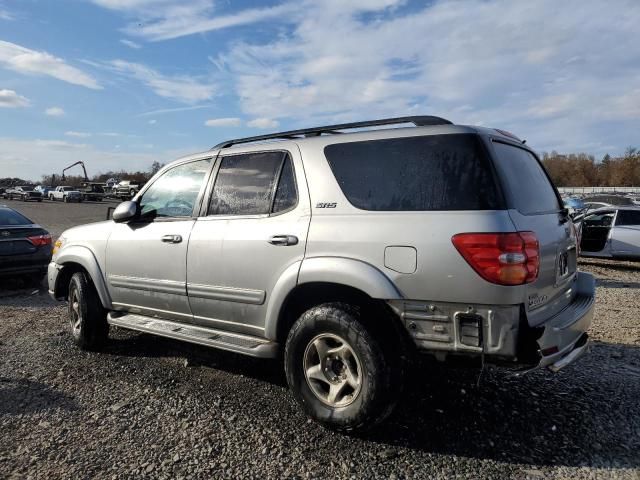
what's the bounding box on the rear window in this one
[324,134,502,211]
[0,208,32,225]
[491,142,560,215]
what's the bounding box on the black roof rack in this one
[211,115,452,149]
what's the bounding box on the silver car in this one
[578,207,640,259]
[48,116,595,431]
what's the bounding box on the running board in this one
[107,313,279,358]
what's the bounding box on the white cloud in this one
[0,40,101,89]
[45,107,65,117]
[205,117,241,127]
[65,131,92,138]
[209,0,640,156]
[0,88,29,108]
[247,118,279,129]
[148,119,157,125]
[0,9,13,20]
[120,38,142,49]
[106,59,215,103]
[138,104,212,117]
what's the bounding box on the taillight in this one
[27,234,52,247]
[451,232,539,286]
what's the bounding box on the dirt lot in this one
[1,200,639,479]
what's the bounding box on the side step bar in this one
[107,313,279,358]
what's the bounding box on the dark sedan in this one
[0,205,52,284]
[3,186,43,202]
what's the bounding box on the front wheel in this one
[67,271,109,350]
[284,303,397,432]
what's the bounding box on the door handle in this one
[268,235,298,246]
[161,234,182,244]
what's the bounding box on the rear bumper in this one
[0,250,51,277]
[391,272,595,371]
[534,272,595,371]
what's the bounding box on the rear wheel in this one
[284,303,398,432]
[67,271,109,350]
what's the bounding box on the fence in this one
[558,187,640,195]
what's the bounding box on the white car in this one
[579,207,640,259]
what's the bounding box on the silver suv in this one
[48,116,595,431]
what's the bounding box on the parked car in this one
[49,186,82,203]
[34,185,54,197]
[562,197,586,217]
[577,207,640,259]
[113,180,141,199]
[0,204,52,284]
[48,116,594,431]
[584,201,613,211]
[79,183,105,201]
[105,178,120,190]
[3,186,43,202]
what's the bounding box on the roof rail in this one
[211,115,452,149]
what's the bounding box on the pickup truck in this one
[79,183,105,201]
[113,180,141,200]
[48,186,82,203]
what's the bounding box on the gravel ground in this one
[1,202,639,479]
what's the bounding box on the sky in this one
[0,0,639,180]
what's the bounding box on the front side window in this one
[208,152,296,216]
[584,211,615,227]
[139,158,211,218]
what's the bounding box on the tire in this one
[284,303,398,432]
[67,271,109,350]
[37,199,42,203]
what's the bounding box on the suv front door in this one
[187,148,310,336]
[105,158,212,322]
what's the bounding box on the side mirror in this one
[112,201,138,223]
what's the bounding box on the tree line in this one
[0,161,165,188]
[541,148,640,187]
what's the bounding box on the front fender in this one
[54,245,112,309]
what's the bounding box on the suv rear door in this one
[489,140,578,326]
[186,147,310,336]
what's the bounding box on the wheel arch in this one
[264,257,403,342]
[54,246,112,309]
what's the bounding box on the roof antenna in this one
[522,139,527,144]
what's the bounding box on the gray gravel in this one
[1,201,639,479]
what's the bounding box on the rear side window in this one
[0,208,32,225]
[208,152,296,216]
[616,210,640,226]
[324,134,501,211]
[491,142,560,215]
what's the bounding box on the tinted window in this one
[492,142,560,214]
[584,211,615,227]
[20,186,33,191]
[0,208,32,226]
[139,158,211,218]
[272,157,297,213]
[324,134,501,211]
[209,152,285,216]
[616,210,640,226]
